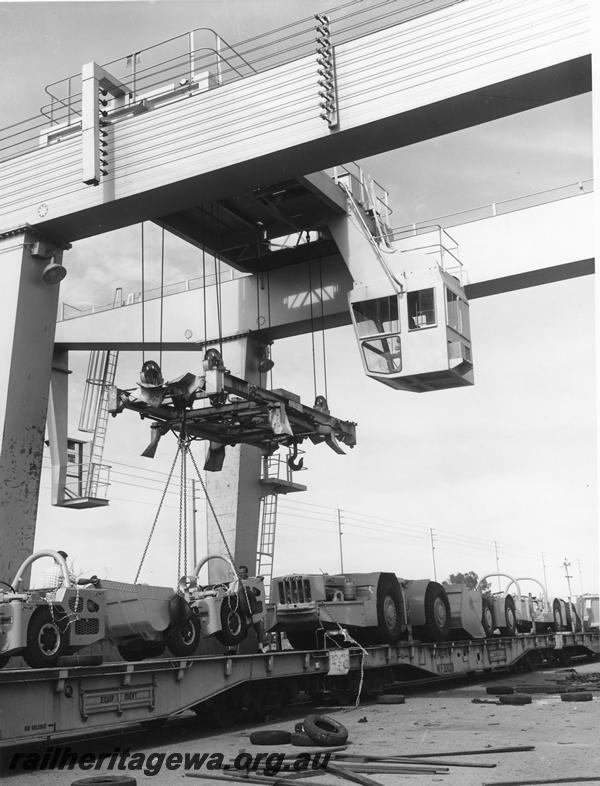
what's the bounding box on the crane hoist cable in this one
[202,207,208,348]
[307,250,318,401]
[318,259,329,402]
[141,222,146,364]
[159,226,165,368]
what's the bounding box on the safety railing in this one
[58,177,593,322]
[59,267,250,321]
[390,225,465,284]
[391,179,594,235]
[0,0,464,163]
[262,450,306,484]
[331,162,392,226]
[64,461,111,501]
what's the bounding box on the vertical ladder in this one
[80,350,119,498]
[257,493,279,599]
[257,451,307,600]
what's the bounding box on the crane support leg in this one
[0,230,65,577]
[47,346,69,505]
[204,337,263,583]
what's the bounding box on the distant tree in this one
[446,571,490,592]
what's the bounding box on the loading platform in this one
[0,631,597,749]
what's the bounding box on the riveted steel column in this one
[204,336,264,583]
[0,230,65,578]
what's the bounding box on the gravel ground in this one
[2,661,599,786]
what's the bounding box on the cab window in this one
[361,336,402,374]
[352,296,399,337]
[408,288,436,329]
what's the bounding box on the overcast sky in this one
[1,1,596,599]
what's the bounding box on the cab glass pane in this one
[408,288,436,329]
[361,336,402,374]
[352,296,399,337]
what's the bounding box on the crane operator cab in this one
[349,228,474,393]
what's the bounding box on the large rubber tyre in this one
[553,599,564,631]
[291,731,317,747]
[117,640,165,662]
[377,694,406,704]
[561,692,593,702]
[215,599,247,646]
[71,777,138,786]
[23,607,68,668]
[167,616,201,657]
[499,693,532,705]
[500,595,517,636]
[419,583,451,642]
[249,730,292,745]
[303,714,349,746]
[286,629,319,651]
[481,597,495,637]
[375,573,405,643]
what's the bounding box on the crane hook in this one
[287,443,304,472]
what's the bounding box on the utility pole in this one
[541,552,549,596]
[563,558,573,602]
[494,541,501,591]
[337,508,344,573]
[429,528,437,581]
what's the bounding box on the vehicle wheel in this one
[0,655,10,669]
[286,629,319,651]
[500,596,517,636]
[420,583,451,642]
[375,574,404,643]
[167,615,201,657]
[303,714,348,746]
[215,599,247,646]
[481,597,495,637]
[249,730,291,745]
[23,608,68,668]
[553,599,564,631]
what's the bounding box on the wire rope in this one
[134,440,181,582]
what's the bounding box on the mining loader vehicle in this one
[0,550,106,668]
[478,574,578,635]
[267,572,454,649]
[1,550,264,667]
[179,554,266,646]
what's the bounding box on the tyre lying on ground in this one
[249,730,292,745]
[302,714,348,746]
